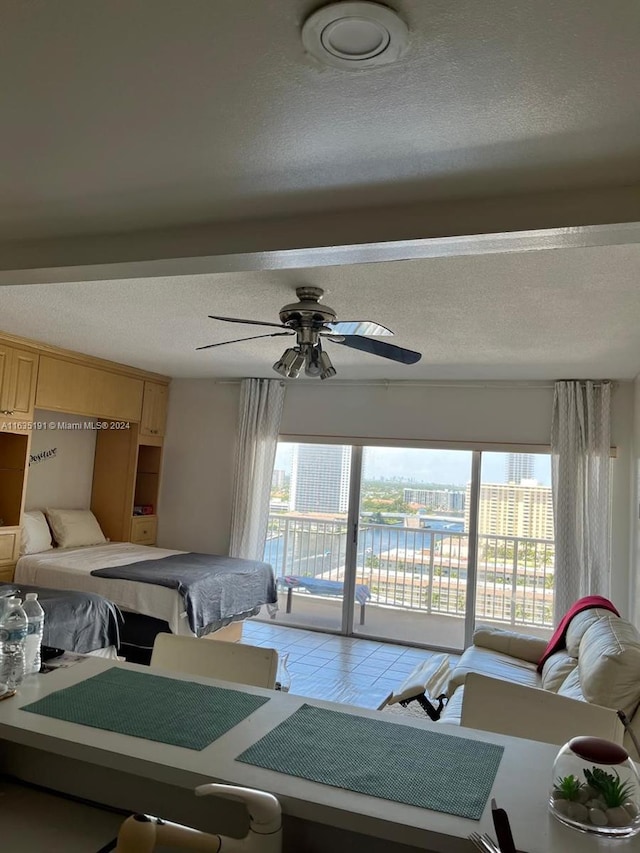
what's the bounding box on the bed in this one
[14,542,278,654]
[0,581,120,658]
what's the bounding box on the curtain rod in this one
[211,379,617,390]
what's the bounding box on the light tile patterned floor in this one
[242,619,452,710]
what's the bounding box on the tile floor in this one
[242,619,454,710]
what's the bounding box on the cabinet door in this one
[36,356,143,421]
[130,515,157,545]
[140,382,168,437]
[0,528,20,565]
[5,348,39,418]
[0,344,12,413]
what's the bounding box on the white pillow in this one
[20,510,53,555]
[45,508,107,549]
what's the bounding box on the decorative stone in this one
[552,799,571,817]
[588,808,608,826]
[586,798,607,810]
[623,801,639,818]
[605,807,632,827]
[577,788,590,804]
[567,802,589,822]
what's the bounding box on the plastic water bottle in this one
[23,592,45,676]
[0,597,28,690]
[275,652,291,692]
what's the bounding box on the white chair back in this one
[150,633,279,688]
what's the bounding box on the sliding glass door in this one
[265,441,555,649]
[265,442,352,632]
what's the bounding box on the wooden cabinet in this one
[0,527,20,583]
[130,515,157,545]
[36,356,144,422]
[0,432,30,529]
[0,343,38,420]
[140,382,168,437]
[91,432,163,545]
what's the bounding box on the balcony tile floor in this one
[242,618,457,712]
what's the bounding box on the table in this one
[0,658,637,853]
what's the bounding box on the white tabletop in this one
[0,658,638,853]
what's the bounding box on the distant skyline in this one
[274,444,551,487]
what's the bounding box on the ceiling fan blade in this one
[327,321,393,336]
[332,335,422,365]
[196,332,294,351]
[208,314,287,329]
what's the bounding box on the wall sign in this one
[29,447,57,466]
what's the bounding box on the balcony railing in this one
[265,514,555,629]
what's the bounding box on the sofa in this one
[439,608,640,758]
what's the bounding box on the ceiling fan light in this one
[273,347,306,378]
[304,344,323,377]
[272,347,300,377]
[319,349,337,380]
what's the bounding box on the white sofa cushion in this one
[448,645,541,695]
[577,615,640,716]
[556,667,586,702]
[440,685,464,725]
[565,608,614,657]
[472,625,548,664]
[541,651,578,693]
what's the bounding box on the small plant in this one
[583,767,633,808]
[554,774,585,801]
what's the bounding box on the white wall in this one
[25,410,97,511]
[159,379,634,619]
[157,380,240,554]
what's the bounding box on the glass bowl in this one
[549,736,640,837]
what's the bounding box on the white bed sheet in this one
[15,543,194,636]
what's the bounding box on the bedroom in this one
[1,2,640,851]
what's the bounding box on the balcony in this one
[262,513,554,649]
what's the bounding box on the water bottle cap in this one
[10,598,22,606]
[25,593,38,600]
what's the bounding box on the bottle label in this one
[0,627,27,643]
[27,622,42,635]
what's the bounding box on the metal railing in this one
[265,514,555,628]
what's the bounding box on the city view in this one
[265,445,555,647]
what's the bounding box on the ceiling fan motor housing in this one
[278,287,337,334]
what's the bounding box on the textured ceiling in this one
[1,0,639,240]
[2,244,640,381]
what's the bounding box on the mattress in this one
[15,542,276,637]
[15,543,193,636]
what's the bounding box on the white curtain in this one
[229,378,285,560]
[551,380,612,622]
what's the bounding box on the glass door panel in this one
[353,446,473,650]
[475,452,555,639]
[264,441,351,632]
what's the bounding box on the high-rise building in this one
[289,444,351,513]
[464,481,554,540]
[506,453,535,484]
[403,488,465,513]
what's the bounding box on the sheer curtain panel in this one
[229,378,285,560]
[551,380,612,622]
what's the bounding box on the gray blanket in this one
[91,553,277,637]
[0,582,121,653]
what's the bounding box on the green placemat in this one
[237,704,503,819]
[22,667,269,751]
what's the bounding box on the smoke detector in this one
[301,2,409,70]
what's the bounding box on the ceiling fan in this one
[197,286,422,379]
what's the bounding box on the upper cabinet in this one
[0,343,39,420]
[36,356,144,422]
[140,381,168,437]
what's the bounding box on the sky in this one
[274,444,551,486]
